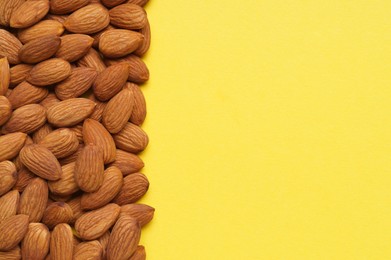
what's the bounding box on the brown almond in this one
[67,196,84,225]
[130,245,146,260]
[126,0,149,6]
[69,125,84,143]
[0,96,12,126]
[91,24,115,48]
[0,0,24,26]
[113,173,149,205]
[120,204,154,227]
[19,144,62,181]
[7,81,49,109]
[113,122,149,153]
[0,161,17,196]
[0,57,10,95]
[55,67,97,100]
[0,190,19,221]
[99,29,143,58]
[98,231,110,260]
[12,136,33,171]
[109,4,147,30]
[32,123,53,144]
[39,128,79,158]
[18,20,64,44]
[21,223,50,260]
[75,203,121,240]
[0,214,29,251]
[42,202,73,229]
[88,94,106,122]
[93,63,129,101]
[56,34,94,62]
[14,168,35,192]
[0,246,22,259]
[0,132,27,161]
[102,0,126,8]
[50,223,73,260]
[48,162,78,196]
[106,54,149,84]
[64,4,110,34]
[47,98,95,127]
[59,144,83,165]
[109,149,144,176]
[50,0,90,15]
[83,119,116,163]
[18,178,48,222]
[77,48,106,72]
[134,18,151,56]
[18,35,61,64]
[2,104,46,134]
[0,30,22,64]
[27,58,71,86]
[46,14,68,24]
[103,88,134,133]
[10,0,50,28]
[40,93,61,110]
[73,240,103,260]
[10,64,34,85]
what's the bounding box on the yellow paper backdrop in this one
[140,1,391,259]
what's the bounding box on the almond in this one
[12,136,33,170]
[126,83,146,126]
[0,246,22,259]
[10,64,34,85]
[98,231,110,260]
[50,223,73,260]
[18,178,48,222]
[77,48,106,72]
[47,98,95,127]
[18,35,61,64]
[27,58,71,86]
[0,190,19,221]
[99,29,143,58]
[42,202,73,229]
[32,123,53,144]
[107,215,141,260]
[0,57,10,95]
[109,149,144,176]
[88,94,106,122]
[19,144,62,181]
[14,168,35,192]
[0,0,24,26]
[50,0,90,15]
[75,203,121,240]
[46,14,69,24]
[0,132,27,161]
[2,104,46,134]
[21,223,50,260]
[102,0,127,8]
[82,119,116,163]
[120,204,154,227]
[10,0,50,28]
[93,63,129,101]
[91,24,115,48]
[55,67,97,100]
[109,4,147,30]
[18,20,64,44]
[73,240,103,260]
[134,18,151,56]
[69,125,84,143]
[64,4,110,34]
[126,0,149,6]
[113,173,149,205]
[0,96,12,126]
[56,34,94,62]
[130,245,146,260]
[0,214,29,251]
[7,81,49,109]
[103,88,134,133]
[106,54,149,84]
[74,143,104,192]
[0,30,22,64]
[67,196,84,225]
[39,128,79,158]
[0,161,17,196]
[40,93,61,110]
[113,122,149,153]
[81,166,123,210]
[59,144,83,166]
[48,162,78,196]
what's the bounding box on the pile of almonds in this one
[0,0,152,259]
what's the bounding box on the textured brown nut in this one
[19,144,62,181]
[134,18,150,56]
[55,67,97,100]
[48,162,78,196]
[0,57,10,95]
[0,30,22,64]
[0,190,19,221]
[73,240,103,260]
[69,125,84,143]
[99,29,143,58]
[0,246,22,259]
[75,203,121,240]
[109,149,144,176]
[102,0,127,8]
[120,204,154,227]
[10,64,33,85]
[59,144,83,165]
[39,128,79,158]
[2,104,46,134]
[21,223,50,260]
[32,123,53,144]
[18,178,48,222]
[109,4,147,30]
[113,173,149,205]
[64,4,110,34]
[88,94,106,122]
[14,168,35,192]
[7,81,49,109]
[12,136,33,170]
[56,34,94,62]
[107,216,141,260]
[42,202,73,229]
[47,98,95,127]
[130,245,147,260]
[50,223,73,260]
[27,58,71,86]
[0,96,12,126]
[93,63,129,101]
[83,119,116,163]
[10,0,50,28]
[0,214,29,251]
[91,24,115,48]
[126,0,149,6]
[67,196,84,225]
[77,48,106,72]
[106,54,149,84]
[98,231,110,260]
[126,83,146,126]
[0,132,27,161]
[18,35,61,64]
[18,20,64,44]
[46,14,68,24]
[0,0,24,26]
[39,93,60,110]
[0,161,17,196]
[113,122,148,153]
[50,0,90,15]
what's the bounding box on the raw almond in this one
[67,196,84,225]
[0,132,27,161]
[0,30,22,64]
[55,67,97,100]
[21,223,50,260]
[0,246,22,259]
[50,0,90,15]
[56,34,94,62]
[2,104,46,134]
[91,24,115,48]
[0,0,24,26]
[130,245,147,260]
[75,203,121,240]
[0,96,12,126]
[40,93,61,110]
[126,0,149,6]
[0,161,17,196]
[0,214,29,251]
[7,81,49,109]
[10,64,34,85]
[0,190,19,221]
[73,240,103,260]
[134,18,151,56]
[99,29,143,58]
[106,54,149,84]
[18,35,61,64]
[18,178,48,222]
[14,168,36,192]
[39,128,79,158]
[98,231,110,260]
[50,223,73,260]
[19,144,62,181]
[18,20,64,44]
[109,4,147,30]
[113,173,149,205]
[77,48,106,72]
[69,125,84,143]
[126,83,146,126]
[27,58,72,86]
[42,202,73,229]
[46,14,68,24]
[120,204,155,227]
[32,123,53,144]
[10,0,50,28]
[113,122,149,153]
[47,98,95,127]
[64,4,110,34]
[88,94,107,122]
[93,63,129,101]
[109,149,144,176]
[0,57,10,95]
[48,162,79,196]
[59,144,83,165]
[102,0,127,8]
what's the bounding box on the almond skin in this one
[91,24,115,48]
[14,168,36,192]
[0,0,24,26]
[0,57,10,95]
[39,128,79,158]
[93,63,129,101]
[120,204,155,227]
[130,245,147,260]
[0,132,27,161]
[21,223,50,260]
[2,104,47,134]
[50,223,73,260]
[18,35,61,64]
[98,231,110,260]
[102,0,127,8]
[126,83,147,125]
[109,149,144,176]
[0,190,19,221]
[88,93,107,122]
[126,0,149,6]
[109,4,147,30]
[67,196,84,225]
[48,162,78,196]
[27,58,72,86]
[56,34,94,62]
[64,4,110,34]
[10,64,33,85]
[75,203,121,240]
[59,144,83,166]
[113,122,149,153]
[10,0,50,28]
[99,29,143,58]
[73,240,103,260]
[50,0,90,15]
[55,67,97,100]
[42,202,73,229]
[69,125,84,143]
[113,173,149,205]
[46,14,69,24]
[32,123,53,144]
[47,98,96,127]
[106,54,149,84]
[0,30,22,64]
[134,18,151,56]
[18,20,64,44]
[103,88,134,133]
[7,81,49,109]
[18,178,48,222]
[0,161,17,196]
[77,48,106,72]
[0,96,12,126]
[0,246,22,259]
[19,144,62,181]
[0,214,29,251]
[40,93,61,110]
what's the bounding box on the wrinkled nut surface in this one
[0,0,152,258]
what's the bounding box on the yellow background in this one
[140,1,391,259]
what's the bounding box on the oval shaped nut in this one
[102,0,126,8]
[18,178,48,222]
[10,0,49,28]
[88,94,106,122]
[67,196,84,225]
[77,48,106,72]
[107,215,141,260]
[127,0,149,6]
[59,144,83,166]
[73,240,103,260]
[7,81,49,109]
[0,246,22,259]
[0,30,22,64]
[109,149,144,176]
[55,67,97,100]
[0,0,24,26]
[0,132,27,161]
[109,4,147,30]
[18,20,64,44]
[81,166,123,210]
[32,123,53,144]
[130,245,147,260]
[50,0,90,15]
[14,168,35,193]
[19,35,61,64]
[93,63,129,101]
[0,190,19,221]
[0,57,10,95]
[50,224,73,260]
[106,54,149,84]
[42,202,73,229]
[83,119,116,164]
[40,93,61,110]
[134,18,151,56]
[27,58,72,86]
[2,104,47,134]
[74,143,104,193]
[0,161,17,196]
[0,214,29,251]
[38,128,79,158]
[64,4,110,34]
[113,173,149,205]
[99,29,143,58]
[47,98,96,128]
[113,123,149,153]
[0,96,12,126]
[19,144,62,181]
[48,162,78,196]
[103,88,134,134]
[98,231,110,260]
[56,34,94,62]
[69,125,84,143]
[10,64,33,85]
[126,83,146,125]
[120,204,155,227]
[75,203,121,240]
[21,223,50,260]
